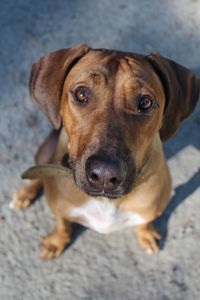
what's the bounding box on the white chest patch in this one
[69,198,146,234]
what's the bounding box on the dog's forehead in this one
[67,49,157,86]
[78,49,148,73]
[66,49,119,82]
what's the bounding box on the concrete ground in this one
[0,0,200,299]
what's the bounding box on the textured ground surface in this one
[0,1,200,299]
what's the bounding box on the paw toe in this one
[137,225,161,254]
[40,234,68,260]
[12,193,32,210]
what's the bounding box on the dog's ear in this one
[29,43,90,129]
[147,53,200,141]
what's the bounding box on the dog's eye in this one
[73,87,90,104]
[138,96,153,112]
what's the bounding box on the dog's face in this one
[61,50,165,197]
[29,44,200,198]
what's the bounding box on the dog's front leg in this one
[12,129,60,210]
[135,223,161,254]
[40,216,71,260]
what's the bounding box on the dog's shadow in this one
[154,168,200,249]
[68,223,87,249]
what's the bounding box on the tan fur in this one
[13,45,200,259]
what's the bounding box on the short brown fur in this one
[13,44,200,259]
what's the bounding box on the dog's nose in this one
[85,156,127,194]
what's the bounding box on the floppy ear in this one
[148,53,200,141]
[29,43,90,129]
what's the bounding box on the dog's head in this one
[29,44,200,198]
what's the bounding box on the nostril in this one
[109,177,121,186]
[90,173,99,182]
[110,177,118,184]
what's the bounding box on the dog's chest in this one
[69,198,146,234]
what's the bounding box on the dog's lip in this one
[81,186,125,199]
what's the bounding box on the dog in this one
[12,44,200,260]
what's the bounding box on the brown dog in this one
[12,44,200,259]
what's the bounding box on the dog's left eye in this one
[138,96,153,112]
[73,87,90,105]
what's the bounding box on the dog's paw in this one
[40,230,71,260]
[12,189,34,210]
[11,180,42,210]
[136,223,161,254]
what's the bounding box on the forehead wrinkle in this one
[90,70,108,85]
[118,58,160,96]
[89,50,117,63]
[68,68,108,87]
[118,59,142,85]
[119,58,133,73]
[119,57,152,79]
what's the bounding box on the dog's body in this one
[13,44,200,259]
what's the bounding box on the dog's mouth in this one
[80,186,127,199]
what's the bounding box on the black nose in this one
[85,156,127,195]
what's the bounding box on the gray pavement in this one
[0,0,200,299]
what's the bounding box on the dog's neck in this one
[133,134,164,187]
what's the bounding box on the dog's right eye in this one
[73,87,90,105]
